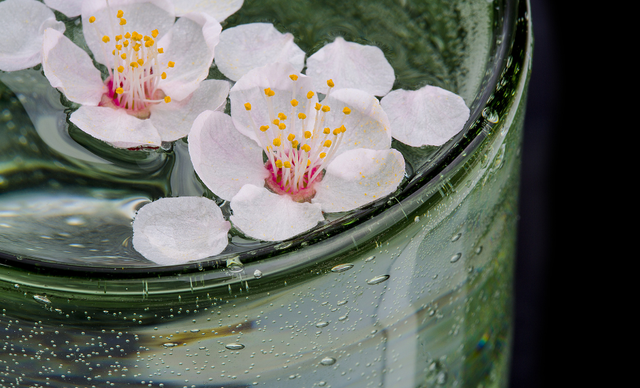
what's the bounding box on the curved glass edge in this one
[0,0,532,281]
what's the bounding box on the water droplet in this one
[318,381,327,387]
[253,269,263,278]
[315,321,329,328]
[451,233,461,242]
[225,343,245,350]
[33,295,51,304]
[65,216,85,226]
[226,257,244,273]
[414,215,420,222]
[338,315,348,321]
[482,107,499,123]
[475,246,483,255]
[13,284,19,289]
[366,275,390,285]
[331,263,354,273]
[364,255,375,262]
[320,357,336,366]
[450,253,461,263]
[190,329,200,333]
[337,300,348,306]
[289,374,297,379]
[163,342,179,348]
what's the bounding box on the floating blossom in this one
[0,0,65,72]
[214,23,469,147]
[42,0,227,148]
[132,197,231,265]
[189,63,405,241]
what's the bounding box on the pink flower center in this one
[89,9,173,117]
[244,76,350,202]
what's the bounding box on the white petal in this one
[313,148,405,213]
[306,37,395,96]
[214,23,305,81]
[230,184,324,241]
[150,79,230,142]
[132,196,231,265]
[381,85,470,147]
[321,88,391,162]
[44,0,83,17]
[42,28,107,105]
[172,0,243,22]
[229,62,317,142]
[157,12,221,101]
[81,0,175,68]
[188,111,268,201]
[70,105,162,148]
[0,0,65,72]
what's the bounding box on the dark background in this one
[510,0,581,387]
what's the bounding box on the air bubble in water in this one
[451,233,461,242]
[365,255,375,262]
[366,275,390,285]
[33,295,51,304]
[320,357,336,366]
[253,269,263,278]
[225,343,245,350]
[450,253,461,263]
[331,263,354,272]
[315,321,329,328]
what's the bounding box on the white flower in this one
[41,0,229,149]
[0,0,65,72]
[188,63,405,241]
[214,22,470,147]
[132,197,231,265]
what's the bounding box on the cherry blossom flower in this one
[214,22,470,147]
[0,0,65,72]
[41,0,229,149]
[132,196,231,265]
[188,62,406,241]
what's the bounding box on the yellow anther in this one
[275,160,283,168]
[164,96,171,103]
[301,144,311,152]
[298,113,306,120]
[289,74,298,81]
[244,103,252,111]
[307,91,314,99]
[157,47,163,53]
[115,44,122,50]
[343,107,351,115]
[323,140,332,147]
[161,72,167,79]
[340,125,347,133]
[137,58,144,65]
[277,112,286,120]
[327,79,335,88]
[319,152,327,158]
[124,32,131,39]
[264,88,275,97]
[123,40,129,47]
[144,35,150,41]
[102,35,110,43]
[315,102,322,110]
[112,49,115,55]
[321,105,330,112]
[115,87,124,94]
[307,160,311,166]
[133,43,141,51]
[273,138,282,147]
[283,161,292,168]
[119,18,127,25]
[303,131,312,139]
[89,16,96,23]
[292,140,299,148]
[145,40,154,47]
[117,65,124,72]
[259,125,269,132]
[323,127,330,135]
[167,61,175,68]
[152,29,159,38]
[272,119,279,125]
[116,35,122,41]
[116,10,124,18]
[290,99,298,107]
[333,128,341,135]
[287,134,295,142]
[278,123,287,130]
[130,61,138,68]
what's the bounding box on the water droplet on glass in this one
[364,255,375,262]
[33,295,51,304]
[226,257,244,273]
[225,343,245,350]
[367,274,390,285]
[337,300,348,306]
[315,321,329,328]
[163,342,179,348]
[451,233,461,242]
[414,215,420,222]
[482,107,499,123]
[450,253,462,263]
[318,381,327,387]
[331,263,354,273]
[320,357,336,366]
[253,269,263,278]
[475,246,483,255]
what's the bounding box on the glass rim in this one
[0,0,531,277]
